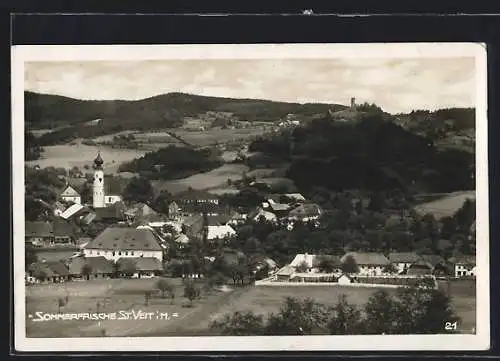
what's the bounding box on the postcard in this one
[12,42,489,351]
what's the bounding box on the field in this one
[413,190,476,220]
[174,128,267,147]
[25,142,147,174]
[152,163,250,195]
[25,278,476,337]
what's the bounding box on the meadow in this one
[413,190,476,220]
[152,163,250,195]
[25,277,476,337]
[25,142,147,174]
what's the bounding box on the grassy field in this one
[152,163,250,195]
[25,143,147,174]
[413,190,475,220]
[25,278,476,337]
[175,128,266,147]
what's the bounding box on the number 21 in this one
[445,321,457,330]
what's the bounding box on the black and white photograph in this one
[12,43,489,351]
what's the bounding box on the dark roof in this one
[407,259,433,270]
[387,252,421,263]
[29,261,69,277]
[86,227,163,251]
[341,252,391,266]
[53,219,78,237]
[68,256,114,275]
[25,221,53,238]
[175,189,219,201]
[117,257,163,272]
[94,204,126,221]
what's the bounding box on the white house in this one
[252,208,278,223]
[104,195,122,206]
[207,225,236,241]
[83,226,164,263]
[449,255,476,278]
[60,185,81,205]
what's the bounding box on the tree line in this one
[210,280,460,336]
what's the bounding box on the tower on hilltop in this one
[93,151,105,208]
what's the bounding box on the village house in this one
[207,225,236,242]
[449,255,476,278]
[181,214,205,239]
[287,203,323,223]
[264,199,291,218]
[124,202,159,223]
[116,257,163,278]
[52,218,79,244]
[406,260,434,276]
[60,185,82,205]
[175,188,220,206]
[419,254,452,277]
[173,234,190,247]
[82,226,164,263]
[387,252,422,274]
[67,256,115,280]
[341,252,391,276]
[25,221,54,246]
[250,207,278,223]
[27,260,70,283]
[290,253,342,274]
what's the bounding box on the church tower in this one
[93,151,105,208]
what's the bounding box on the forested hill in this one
[249,113,475,194]
[25,91,346,129]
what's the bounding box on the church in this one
[91,152,122,208]
[58,152,122,209]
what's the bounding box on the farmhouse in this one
[387,252,422,274]
[27,260,70,283]
[287,203,322,222]
[406,260,434,276]
[449,255,476,278]
[116,257,163,278]
[420,254,452,276]
[83,226,164,263]
[25,221,53,246]
[53,218,79,244]
[60,185,81,205]
[251,208,278,223]
[290,253,342,274]
[341,252,391,276]
[67,256,114,280]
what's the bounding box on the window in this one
[131,251,134,256]
[97,252,100,256]
[118,251,122,256]
[125,251,128,256]
[112,251,115,256]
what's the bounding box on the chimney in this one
[350,97,356,109]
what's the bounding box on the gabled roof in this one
[60,203,86,220]
[68,256,114,275]
[407,259,433,270]
[94,204,126,221]
[25,221,53,238]
[387,252,421,263]
[206,214,230,226]
[341,252,391,266]
[116,257,163,272]
[207,225,236,240]
[53,219,78,237]
[174,234,190,244]
[288,203,322,218]
[313,255,342,267]
[61,185,81,198]
[29,261,70,277]
[124,203,157,217]
[86,226,163,251]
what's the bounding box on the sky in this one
[24,58,476,114]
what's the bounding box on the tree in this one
[326,295,362,335]
[210,311,265,335]
[183,281,201,306]
[383,263,398,274]
[152,190,172,215]
[122,176,155,204]
[81,264,92,280]
[295,260,309,273]
[364,290,397,334]
[317,257,337,273]
[25,246,38,268]
[156,278,174,299]
[341,255,359,274]
[266,297,330,335]
[57,297,67,313]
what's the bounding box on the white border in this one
[12,43,490,352]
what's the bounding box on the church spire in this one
[93,151,104,170]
